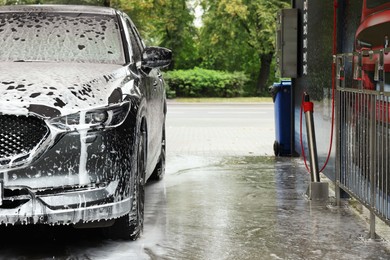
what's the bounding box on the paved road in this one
[166,102,275,156]
[167,102,273,127]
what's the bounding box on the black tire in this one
[150,124,166,181]
[274,141,280,156]
[105,126,146,240]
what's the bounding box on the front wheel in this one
[105,127,146,240]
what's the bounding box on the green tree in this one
[112,0,199,70]
[199,0,290,94]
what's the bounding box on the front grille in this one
[0,115,49,158]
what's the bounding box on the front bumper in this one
[0,101,140,225]
[0,180,131,225]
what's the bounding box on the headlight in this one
[49,102,130,131]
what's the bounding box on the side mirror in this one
[141,47,172,68]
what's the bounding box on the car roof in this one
[0,4,117,15]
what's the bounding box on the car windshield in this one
[0,12,125,64]
[367,0,390,9]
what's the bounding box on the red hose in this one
[319,0,338,172]
[300,1,338,174]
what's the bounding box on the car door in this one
[124,17,164,173]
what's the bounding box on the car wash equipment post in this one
[303,93,329,201]
[303,93,320,182]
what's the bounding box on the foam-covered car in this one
[0,4,171,240]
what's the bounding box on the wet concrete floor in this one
[0,103,389,259]
[150,155,390,260]
[0,156,389,259]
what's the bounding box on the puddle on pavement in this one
[160,155,390,260]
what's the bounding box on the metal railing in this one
[335,49,390,238]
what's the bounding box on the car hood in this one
[0,62,130,118]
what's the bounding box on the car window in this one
[131,23,145,50]
[125,19,142,62]
[0,12,125,64]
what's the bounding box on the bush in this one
[163,68,248,98]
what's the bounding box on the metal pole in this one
[335,89,341,206]
[369,94,376,239]
[335,55,343,206]
[303,93,321,182]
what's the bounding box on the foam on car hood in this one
[0,62,127,117]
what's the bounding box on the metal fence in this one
[335,49,390,238]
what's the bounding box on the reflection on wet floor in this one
[0,156,390,259]
[161,156,390,260]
